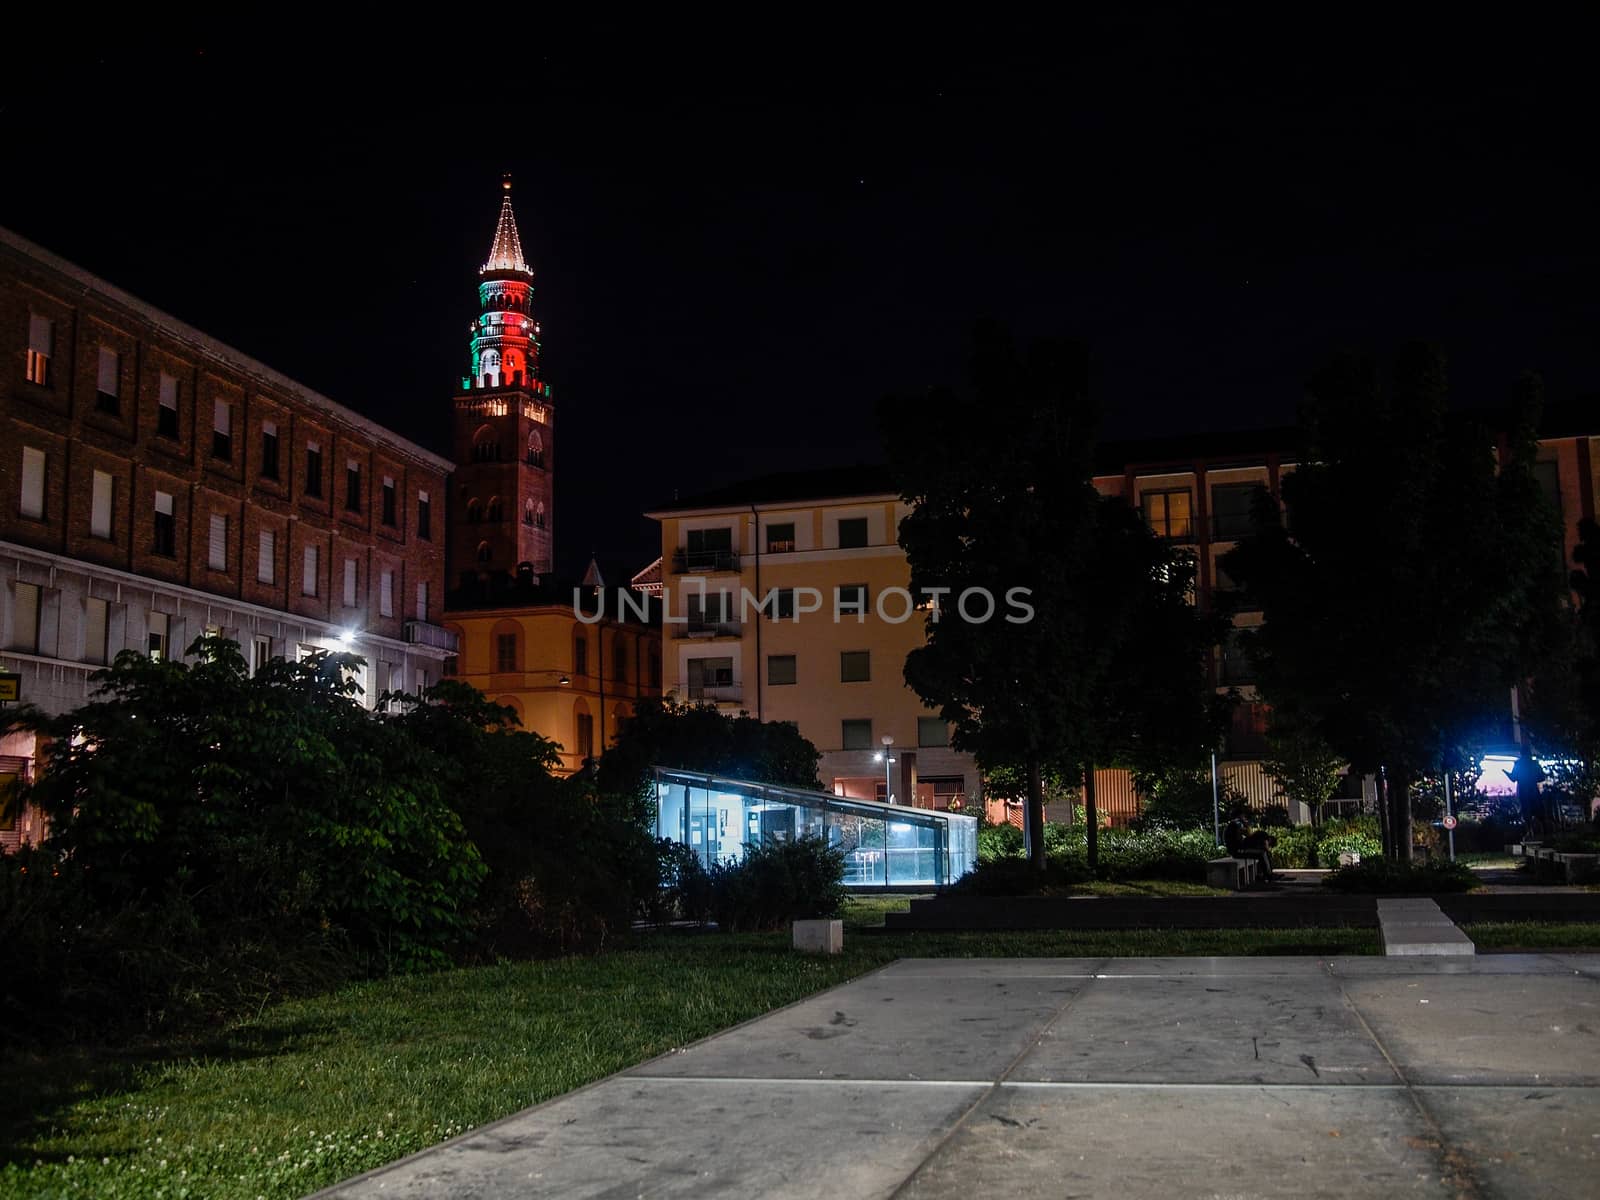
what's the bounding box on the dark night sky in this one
[3,13,1595,580]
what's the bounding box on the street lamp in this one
[874,734,896,804]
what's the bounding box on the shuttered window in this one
[208,513,228,571]
[343,559,358,607]
[258,530,276,584]
[20,447,45,519]
[379,570,394,617]
[302,545,319,596]
[90,470,113,538]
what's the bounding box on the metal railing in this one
[404,620,460,652]
[672,548,741,574]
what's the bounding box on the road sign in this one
[0,672,20,703]
[1441,814,1458,830]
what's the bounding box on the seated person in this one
[1223,814,1276,881]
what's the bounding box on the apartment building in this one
[646,466,980,809]
[1,227,456,849]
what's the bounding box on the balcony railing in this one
[404,620,460,653]
[675,619,743,639]
[672,548,741,574]
[686,682,742,704]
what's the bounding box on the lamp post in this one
[875,734,896,804]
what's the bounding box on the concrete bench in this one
[1377,897,1475,957]
[1206,856,1259,890]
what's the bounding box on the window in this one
[96,346,120,414]
[250,634,273,675]
[417,490,431,540]
[683,526,733,570]
[415,580,428,622]
[837,517,869,548]
[152,491,175,557]
[766,522,796,553]
[686,656,732,698]
[768,654,797,685]
[1210,483,1259,540]
[487,496,503,522]
[8,582,39,653]
[840,650,871,682]
[467,498,482,524]
[841,719,873,750]
[20,447,45,520]
[83,597,108,665]
[147,611,169,661]
[207,513,227,571]
[208,399,231,460]
[917,717,949,747]
[261,420,280,480]
[302,545,319,596]
[522,498,534,526]
[472,426,500,462]
[1142,488,1193,541]
[343,558,358,607]
[90,470,113,538]
[576,712,594,759]
[496,632,517,672]
[379,569,394,617]
[305,441,323,498]
[476,541,491,564]
[158,373,180,438]
[1220,629,1254,684]
[533,501,545,529]
[382,476,396,526]
[687,590,731,629]
[836,584,867,617]
[574,634,588,676]
[766,588,796,620]
[527,429,544,467]
[345,460,361,512]
[257,530,276,584]
[26,315,52,386]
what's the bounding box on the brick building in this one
[1,226,457,849]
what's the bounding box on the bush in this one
[1323,857,1476,893]
[707,837,846,932]
[948,856,1086,895]
[978,820,1026,862]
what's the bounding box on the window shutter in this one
[258,530,276,583]
[159,373,179,410]
[91,471,113,537]
[20,447,45,519]
[28,315,52,355]
[154,490,173,517]
[380,570,393,617]
[97,347,119,395]
[83,597,108,665]
[262,418,277,437]
[302,545,318,596]
[11,582,40,653]
[343,559,357,606]
[213,398,231,435]
[415,580,428,621]
[208,513,227,570]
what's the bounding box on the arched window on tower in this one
[504,353,519,383]
[476,541,492,564]
[534,501,546,529]
[472,425,500,463]
[466,498,482,524]
[480,350,500,387]
[523,498,535,527]
[527,429,544,468]
[487,496,503,523]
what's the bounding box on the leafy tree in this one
[883,322,1225,870]
[596,697,824,804]
[1223,349,1567,859]
[1260,710,1346,832]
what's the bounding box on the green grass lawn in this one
[1467,922,1600,950]
[1,922,1378,1199]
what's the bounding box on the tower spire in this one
[482,174,530,275]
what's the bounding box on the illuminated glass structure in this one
[653,767,978,889]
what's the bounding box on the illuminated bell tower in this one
[450,175,555,585]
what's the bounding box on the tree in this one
[1223,349,1567,860]
[883,322,1226,870]
[1260,709,1345,829]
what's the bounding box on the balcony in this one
[686,681,742,704]
[672,548,741,574]
[674,619,743,640]
[404,620,460,653]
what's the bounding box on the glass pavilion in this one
[653,767,978,889]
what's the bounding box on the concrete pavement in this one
[315,954,1600,1199]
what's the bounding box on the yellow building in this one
[444,576,661,775]
[646,466,980,808]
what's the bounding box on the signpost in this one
[1443,770,1456,861]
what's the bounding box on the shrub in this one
[1323,857,1476,893]
[1271,824,1317,868]
[948,856,1086,895]
[652,839,713,924]
[978,820,1026,862]
[708,837,846,932]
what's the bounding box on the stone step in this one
[1376,897,1475,957]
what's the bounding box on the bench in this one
[1206,856,1259,890]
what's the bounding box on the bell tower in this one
[450,176,555,585]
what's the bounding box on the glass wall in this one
[653,768,978,889]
